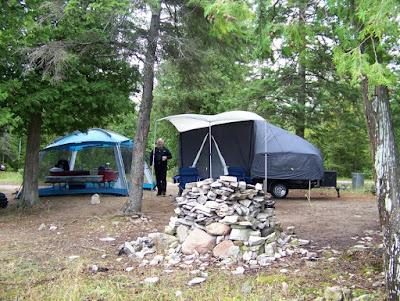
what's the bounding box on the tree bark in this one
[122,4,161,214]
[361,78,400,299]
[19,112,42,207]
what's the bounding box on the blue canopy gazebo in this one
[38,128,154,196]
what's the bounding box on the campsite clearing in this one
[0,185,383,300]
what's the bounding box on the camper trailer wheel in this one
[271,183,288,199]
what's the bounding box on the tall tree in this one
[122,2,161,213]
[330,0,400,297]
[1,1,138,206]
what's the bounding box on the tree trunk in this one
[295,3,306,138]
[361,78,400,299]
[122,4,161,214]
[19,112,42,207]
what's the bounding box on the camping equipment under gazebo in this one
[157,111,330,197]
[38,128,154,196]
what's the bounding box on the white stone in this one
[298,239,310,246]
[239,199,252,207]
[187,277,206,286]
[257,255,275,266]
[242,251,253,261]
[89,264,98,273]
[248,236,267,246]
[232,266,245,275]
[286,226,295,235]
[264,242,276,257]
[255,183,263,191]
[38,223,46,231]
[125,267,134,272]
[204,201,220,209]
[238,181,247,190]
[229,228,252,241]
[144,277,159,286]
[90,194,101,205]
[68,255,80,260]
[194,203,211,214]
[176,225,189,243]
[210,181,223,188]
[149,255,164,266]
[49,225,58,231]
[219,176,237,182]
[99,237,116,242]
[220,215,239,224]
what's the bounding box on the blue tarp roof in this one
[43,128,133,151]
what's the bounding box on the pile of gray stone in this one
[164,176,282,261]
[120,176,312,268]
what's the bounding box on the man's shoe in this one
[162,192,166,196]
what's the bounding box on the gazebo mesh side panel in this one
[39,149,72,186]
[73,147,117,173]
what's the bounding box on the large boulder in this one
[212,240,239,258]
[181,228,216,254]
[206,222,231,236]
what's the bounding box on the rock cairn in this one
[120,176,311,269]
[164,176,280,260]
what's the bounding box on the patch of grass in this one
[0,171,22,185]
[256,274,288,285]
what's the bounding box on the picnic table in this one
[45,175,104,189]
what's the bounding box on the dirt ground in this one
[0,184,384,300]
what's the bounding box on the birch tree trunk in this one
[122,4,161,214]
[19,112,42,207]
[361,78,400,299]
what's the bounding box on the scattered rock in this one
[213,240,239,258]
[125,267,134,272]
[286,226,295,235]
[89,264,99,273]
[68,255,80,260]
[144,277,159,286]
[99,237,116,242]
[187,277,206,286]
[49,225,58,231]
[38,223,46,231]
[232,266,245,275]
[149,255,164,266]
[90,194,101,205]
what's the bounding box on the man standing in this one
[150,138,172,196]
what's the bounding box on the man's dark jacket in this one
[150,147,172,169]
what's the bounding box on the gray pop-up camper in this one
[159,111,336,198]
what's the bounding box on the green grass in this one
[0,171,22,185]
